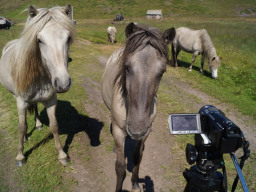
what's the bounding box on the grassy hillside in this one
[1,0,256,21]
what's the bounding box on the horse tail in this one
[27,104,37,114]
[170,43,175,67]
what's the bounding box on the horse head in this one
[28,5,75,93]
[122,23,175,140]
[209,56,221,79]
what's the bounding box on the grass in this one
[0,1,256,191]
[1,0,256,22]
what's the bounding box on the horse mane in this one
[200,29,217,61]
[115,24,169,95]
[10,6,76,94]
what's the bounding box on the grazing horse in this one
[101,22,175,192]
[171,27,221,78]
[0,5,76,166]
[107,26,117,43]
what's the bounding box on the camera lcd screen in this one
[168,113,201,134]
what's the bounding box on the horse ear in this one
[125,22,138,38]
[28,6,38,18]
[63,4,72,16]
[163,27,176,43]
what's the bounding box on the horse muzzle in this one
[126,124,151,140]
[210,67,218,79]
[54,77,72,93]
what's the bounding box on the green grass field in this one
[0,1,256,191]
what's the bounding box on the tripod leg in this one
[184,183,189,192]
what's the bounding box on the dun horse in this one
[101,22,175,192]
[0,5,76,166]
[171,27,221,78]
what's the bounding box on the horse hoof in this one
[188,68,192,72]
[131,188,141,192]
[36,125,43,130]
[16,159,26,167]
[131,183,141,192]
[59,157,70,166]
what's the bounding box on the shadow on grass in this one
[25,100,103,158]
[172,59,212,78]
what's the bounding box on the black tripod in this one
[183,139,250,192]
[183,164,225,192]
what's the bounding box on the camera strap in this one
[231,140,250,192]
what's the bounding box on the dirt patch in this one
[97,55,108,68]
[0,128,23,191]
[62,55,256,192]
[76,38,92,46]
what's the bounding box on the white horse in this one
[171,27,221,78]
[0,5,76,166]
[107,26,117,43]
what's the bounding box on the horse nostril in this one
[54,77,59,88]
[68,78,72,87]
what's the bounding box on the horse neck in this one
[206,46,217,62]
[201,31,217,61]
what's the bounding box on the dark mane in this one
[115,24,169,96]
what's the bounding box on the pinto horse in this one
[0,5,76,166]
[101,22,175,192]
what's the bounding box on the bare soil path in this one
[61,53,256,192]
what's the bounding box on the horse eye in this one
[67,36,71,43]
[125,66,130,73]
[158,73,163,79]
[37,38,43,44]
[158,70,165,79]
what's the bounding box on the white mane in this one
[200,29,217,61]
[8,6,76,93]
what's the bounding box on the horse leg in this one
[175,48,181,68]
[112,122,126,192]
[43,94,69,165]
[171,44,180,68]
[188,51,199,72]
[131,133,149,192]
[15,97,28,166]
[171,43,176,67]
[108,34,111,42]
[34,103,43,130]
[200,53,205,75]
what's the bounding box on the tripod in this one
[183,165,225,192]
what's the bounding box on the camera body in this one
[169,105,249,192]
[168,105,244,163]
[198,105,243,154]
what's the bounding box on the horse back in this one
[174,27,204,53]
